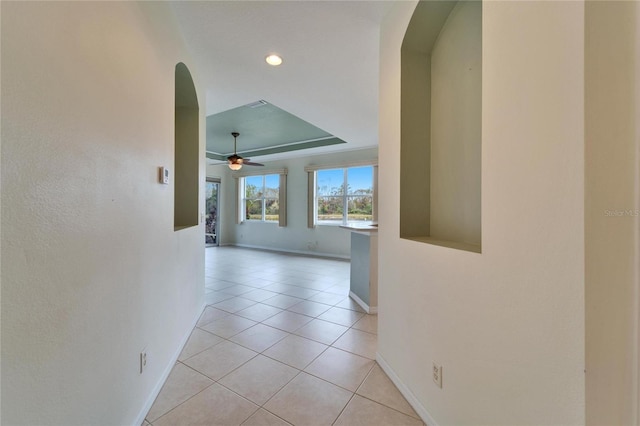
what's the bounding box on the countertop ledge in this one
[339,223,379,232]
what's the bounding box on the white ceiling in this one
[169,1,393,162]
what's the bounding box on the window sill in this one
[241,220,279,224]
[317,222,375,227]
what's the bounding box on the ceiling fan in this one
[227,132,264,170]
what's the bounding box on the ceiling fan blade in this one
[228,134,262,166]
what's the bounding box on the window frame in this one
[305,161,378,228]
[233,168,288,227]
[242,174,280,223]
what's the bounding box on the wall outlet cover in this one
[433,362,442,388]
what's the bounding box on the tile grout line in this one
[354,393,426,423]
[146,379,218,425]
[152,248,381,425]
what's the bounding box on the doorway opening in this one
[206,178,220,246]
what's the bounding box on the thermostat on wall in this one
[159,167,169,184]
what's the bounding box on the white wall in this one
[207,148,377,259]
[585,2,640,424]
[379,2,586,424]
[1,2,205,424]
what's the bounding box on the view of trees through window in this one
[316,166,373,225]
[244,174,279,221]
[205,181,218,244]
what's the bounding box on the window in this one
[242,174,280,222]
[234,169,287,227]
[315,166,374,225]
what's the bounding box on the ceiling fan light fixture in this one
[226,132,263,169]
[265,54,283,66]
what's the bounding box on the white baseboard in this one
[349,291,377,314]
[134,302,205,426]
[231,243,350,261]
[376,353,438,426]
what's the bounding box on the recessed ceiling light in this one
[265,54,283,66]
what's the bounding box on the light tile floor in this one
[145,247,424,426]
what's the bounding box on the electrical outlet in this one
[432,362,442,388]
[140,350,147,374]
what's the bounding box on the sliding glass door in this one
[205,179,220,246]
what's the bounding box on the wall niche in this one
[174,62,199,230]
[400,0,482,253]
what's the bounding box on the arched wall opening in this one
[174,62,199,230]
[400,1,482,252]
